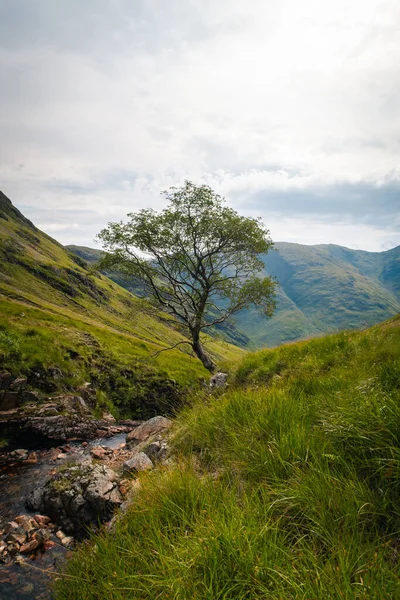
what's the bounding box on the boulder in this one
[27,463,123,535]
[123,452,153,474]
[210,372,228,388]
[126,416,172,448]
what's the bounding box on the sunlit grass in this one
[55,316,400,599]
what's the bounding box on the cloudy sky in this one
[1,0,399,251]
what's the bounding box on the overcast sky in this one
[1,0,399,251]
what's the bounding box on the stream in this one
[0,433,127,600]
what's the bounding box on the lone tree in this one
[98,181,276,371]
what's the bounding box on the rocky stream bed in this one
[0,415,172,600]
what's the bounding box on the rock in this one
[91,447,107,460]
[26,489,44,512]
[61,536,74,548]
[5,531,26,545]
[123,452,153,474]
[0,391,21,410]
[210,372,228,388]
[9,376,27,391]
[0,371,13,389]
[126,416,172,448]
[30,464,123,535]
[56,530,66,541]
[102,412,116,423]
[43,540,56,550]
[20,540,39,554]
[3,521,19,535]
[34,515,51,527]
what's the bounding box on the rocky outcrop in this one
[26,463,123,535]
[126,415,172,448]
[1,394,140,442]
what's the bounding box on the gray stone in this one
[29,464,123,534]
[210,372,228,388]
[126,416,172,448]
[123,452,153,474]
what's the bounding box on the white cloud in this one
[0,0,399,250]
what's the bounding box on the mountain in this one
[0,192,244,417]
[68,241,400,349]
[234,242,400,347]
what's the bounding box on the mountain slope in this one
[234,242,400,347]
[69,240,400,349]
[67,244,252,349]
[0,192,245,416]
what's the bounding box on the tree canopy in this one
[98,181,276,371]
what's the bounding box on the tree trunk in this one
[191,337,216,372]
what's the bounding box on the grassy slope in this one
[235,242,400,348]
[0,193,244,415]
[67,244,252,349]
[56,315,400,599]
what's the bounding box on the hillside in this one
[234,241,400,347]
[0,192,245,417]
[68,241,400,349]
[67,244,252,349]
[56,316,400,599]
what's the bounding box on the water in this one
[0,433,126,599]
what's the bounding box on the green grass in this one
[55,315,400,599]
[0,195,245,416]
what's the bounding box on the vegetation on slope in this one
[0,192,244,417]
[68,241,400,350]
[235,242,400,347]
[56,315,400,599]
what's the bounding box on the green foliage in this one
[56,316,400,599]
[98,181,275,369]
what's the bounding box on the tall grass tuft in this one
[55,317,400,599]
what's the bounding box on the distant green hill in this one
[68,241,400,349]
[232,242,400,347]
[0,192,244,417]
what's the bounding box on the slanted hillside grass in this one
[0,192,245,416]
[56,316,400,599]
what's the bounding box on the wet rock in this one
[3,521,19,535]
[123,452,153,474]
[210,372,228,388]
[20,539,39,554]
[126,416,172,448]
[26,489,44,512]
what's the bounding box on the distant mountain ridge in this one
[244,241,400,347]
[68,241,400,348]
